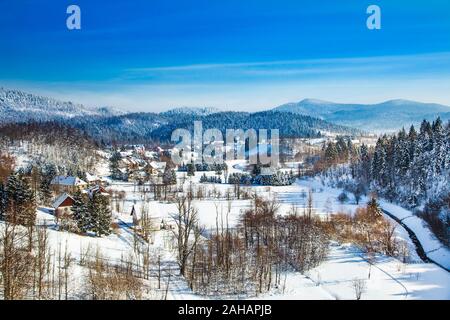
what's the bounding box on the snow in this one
[3,156,448,300]
[51,175,87,187]
[295,177,450,270]
[99,166,450,299]
[379,201,450,268]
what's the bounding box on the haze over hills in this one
[273,98,450,132]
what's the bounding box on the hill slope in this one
[0,89,358,143]
[0,88,123,123]
[273,99,450,131]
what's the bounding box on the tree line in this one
[317,118,450,246]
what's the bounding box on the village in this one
[1,129,449,300]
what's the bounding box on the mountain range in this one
[273,98,450,132]
[1,88,449,142]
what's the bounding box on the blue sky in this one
[1,0,450,111]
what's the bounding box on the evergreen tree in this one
[358,144,371,184]
[324,142,338,164]
[371,137,387,188]
[109,150,122,180]
[72,190,90,233]
[90,193,112,237]
[5,173,36,226]
[39,163,56,206]
[186,162,196,176]
[367,197,382,219]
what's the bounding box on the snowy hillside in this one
[0,88,124,123]
[161,106,222,117]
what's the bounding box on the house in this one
[83,185,110,199]
[85,173,101,186]
[147,161,166,175]
[50,176,88,193]
[52,193,75,218]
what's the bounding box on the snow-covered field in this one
[99,161,450,300]
[3,158,449,300]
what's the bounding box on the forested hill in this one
[0,88,123,123]
[74,110,360,143]
[150,111,359,140]
[0,88,359,143]
[318,117,450,247]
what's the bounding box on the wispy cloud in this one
[120,52,450,83]
[3,53,450,112]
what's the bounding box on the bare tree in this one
[170,195,203,276]
[0,221,33,299]
[351,278,367,300]
[34,225,50,299]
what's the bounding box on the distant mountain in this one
[0,88,124,123]
[273,99,450,132]
[161,107,222,117]
[0,89,358,143]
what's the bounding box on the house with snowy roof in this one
[82,185,110,199]
[85,172,101,186]
[50,176,88,193]
[52,193,75,218]
[147,161,167,175]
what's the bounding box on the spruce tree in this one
[5,173,36,226]
[90,193,112,237]
[186,162,196,176]
[39,163,56,205]
[109,151,122,180]
[72,190,90,233]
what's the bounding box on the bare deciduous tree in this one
[351,278,367,300]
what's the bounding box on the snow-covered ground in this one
[99,161,449,299]
[3,158,448,300]
[26,206,450,300]
[259,243,449,300]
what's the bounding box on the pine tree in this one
[186,162,196,177]
[72,190,90,233]
[324,142,338,164]
[90,193,112,237]
[431,117,445,175]
[5,173,36,226]
[39,163,56,206]
[371,137,387,188]
[367,197,382,220]
[109,151,122,180]
[358,144,371,184]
